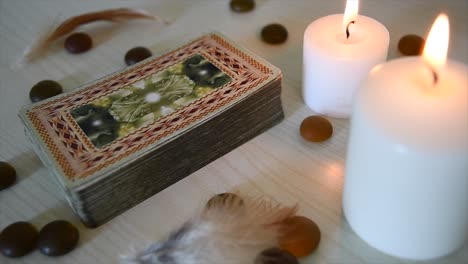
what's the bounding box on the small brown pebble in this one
[230,0,255,13]
[65,32,93,54]
[255,248,299,264]
[300,115,333,142]
[0,222,38,258]
[125,47,152,66]
[261,24,288,44]
[0,161,16,191]
[206,192,244,209]
[279,216,321,257]
[29,80,63,103]
[37,220,79,256]
[398,34,425,56]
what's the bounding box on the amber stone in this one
[0,161,16,191]
[37,220,79,256]
[65,32,93,54]
[29,80,63,103]
[398,34,425,56]
[0,222,38,258]
[125,47,152,66]
[255,248,299,264]
[279,216,321,257]
[230,0,255,13]
[205,192,244,209]
[300,116,333,142]
[261,24,288,44]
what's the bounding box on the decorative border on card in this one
[26,34,273,181]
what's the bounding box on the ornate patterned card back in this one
[20,33,280,188]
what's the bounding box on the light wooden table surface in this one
[1,0,467,263]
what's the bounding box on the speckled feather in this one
[16,8,165,66]
[121,194,297,264]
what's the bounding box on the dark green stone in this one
[255,248,299,264]
[65,32,93,54]
[398,34,425,56]
[29,80,63,103]
[0,161,16,191]
[0,222,38,258]
[125,47,152,66]
[261,24,288,44]
[38,220,79,256]
[230,0,255,13]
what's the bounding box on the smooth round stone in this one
[205,192,244,209]
[398,34,425,56]
[261,24,288,44]
[0,222,38,258]
[230,0,255,13]
[65,32,93,54]
[29,80,63,103]
[38,220,79,256]
[0,161,16,191]
[279,216,321,257]
[125,47,152,66]
[300,116,333,142]
[255,248,299,264]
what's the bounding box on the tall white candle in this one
[343,14,468,260]
[303,0,389,118]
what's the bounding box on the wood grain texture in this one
[0,0,467,263]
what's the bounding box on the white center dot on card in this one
[145,92,161,103]
[199,69,208,76]
[92,120,102,126]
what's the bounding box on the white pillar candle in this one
[344,14,468,260]
[303,0,389,118]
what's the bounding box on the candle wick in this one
[432,69,439,85]
[346,21,356,39]
[426,63,439,85]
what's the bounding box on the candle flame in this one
[423,14,449,68]
[343,0,359,32]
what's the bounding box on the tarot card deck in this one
[19,33,283,227]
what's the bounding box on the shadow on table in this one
[7,150,43,182]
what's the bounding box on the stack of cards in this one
[19,33,283,227]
